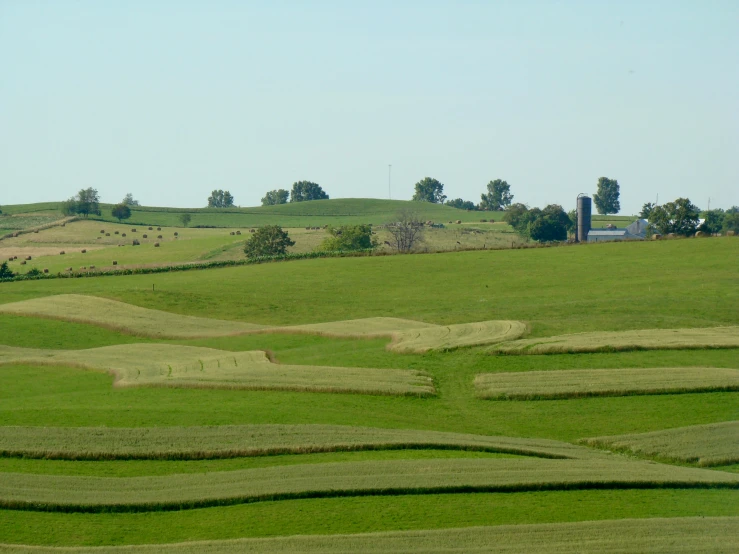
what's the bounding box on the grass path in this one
[0,516,737,552]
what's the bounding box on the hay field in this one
[0,517,734,553]
[475,367,739,400]
[581,421,739,467]
[0,295,266,338]
[0,344,433,396]
[0,295,527,351]
[491,327,739,355]
[0,425,591,461]
[2,458,737,512]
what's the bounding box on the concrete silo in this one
[576,194,592,243]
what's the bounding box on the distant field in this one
[0,517,733,553]
[0,425,590,461]
[0,344,434,396]
[491,327,739,354]
[581,421,739,467]
[474,367,739,399]
[2,458,737,512]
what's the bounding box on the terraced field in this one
[0,235,737,550]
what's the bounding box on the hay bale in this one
[695,231,707,238]
[34,230,39,233]
[456,220,462,224]
[249,229,255,233]
[174,232,178,236]
[112,261,118,265]
[667,233,676,238]
[236,230,241,235]
[727,230,736,236]
[106,233,110,236]
[157,227,161,231]
[132,239,140,246]
[100,230,105,234]
[148,227,153,230]
[114,231,119,235]
[142,234,148,238]
[81,249,86,254]
[25,256,32,260]
[154,242,160,247]
[20,261,26,265]
[122,233,127,237]
[157,235,163,239]
[7,257,12,262]
[89,265,95,269]
[60,251,65,255]
[480,219,487,223]
[43,269,49,274]
[80,266,86,270]
[230,231,235,235]
[66,267,73,271]
[131,228,137,232]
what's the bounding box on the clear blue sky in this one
[1,1,737,213]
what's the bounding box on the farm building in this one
[588,219,649,243]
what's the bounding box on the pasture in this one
[0,230,736,550]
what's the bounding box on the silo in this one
[577,195,591,243]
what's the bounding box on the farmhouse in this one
[588,219,649,243]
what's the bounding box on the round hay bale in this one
[114,231,119,235]
[157,235,162,239]
[20,260,26,265]
[480,219,487,223]
[89,265,95,269]
[60,251,65,255]
[154,242,160,247]
[122,233,127,237]
[7,257,12,261]
[66,267,73,272]
[236,230,241,235]
[456,220,462,224]
[727,230,736,236]
[112,261,118,265]
[100,230,105,234]
[25,256,32,260]
[34,230,39,233]
[695,231,707,238]
[132,239,140,246]
[80,266,86,270]
[157,227,161,231]
[143,234,148,238]
[667,233,676,238]
[230,231,235,235]
[131,228,137,232]
[148,227,153,230]
[249,229,255,233]
[174,232,179,236]
[106,233,111,236]
[43,268,49,274]
[81,249,86,253]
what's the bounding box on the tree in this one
[111,203,132,222]
[290,181,328,202]
[502,203,531,234]
[207,190,235,208]
[640,202,655,219]
[179,213,192,227]
[318,224,378,252]
[446,198,477,210]
[385,208,425,252]
[122,193,140,206]
[566,209,578,237]
[504,203,569,242]
[0,262,14,279]
[698,209,725,234]
[412,177,446,204]
[244,225,295,258]
[722,211,739,234]
[593,177,620,215]
[261,189,290,206]
[479,179,513,211]
[648,197,700,236]
[62,188,101,218]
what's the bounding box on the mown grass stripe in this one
[1,458,737,513]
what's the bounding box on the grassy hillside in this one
[0,236,736,548]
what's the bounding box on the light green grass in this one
[0,344,433,396]
[1,516,735,553]
[581,421,739,467]
[0,490,735,547]
[2,458,737,512]
[0,425,588,461]
[474,367,739,400]
[491,327,739,354]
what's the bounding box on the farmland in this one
[0,211,737,550]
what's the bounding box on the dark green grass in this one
[2,239,736,337]
[0,450,518,477]
[0,489,735,547]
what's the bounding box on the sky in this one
[1,1,737,214]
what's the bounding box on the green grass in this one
[0,516,736,552]
[581,421,739,467]
[0,424,587,461]
[0,491,734,547]
[474,367,739,400]
[2,458,737,512]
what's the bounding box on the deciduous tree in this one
[122,193,140,206]
[261,189,290,206]
[640,202,655,219]
[207,190,235,208]
[179,213,192,227]
[318,225,377,251]
[290,181,328,202]
[648,198,700,236]
[698,209,725,234]
[593,177,620,215]
[244,225,295,257]
[385,208,424,252]
[412,177,446,204]
[446,198,476,210]
[479,179,513,211]
[111,203,132,222]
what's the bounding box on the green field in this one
[0,218,737,550]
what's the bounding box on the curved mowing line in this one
[1,516,736,553]
[0,424,590,461]
[0,295,527,351]
[1,458,736,513]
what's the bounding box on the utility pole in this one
[388,164,392,199]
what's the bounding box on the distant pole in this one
[708,197,711,211]
[388,165,392,199]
